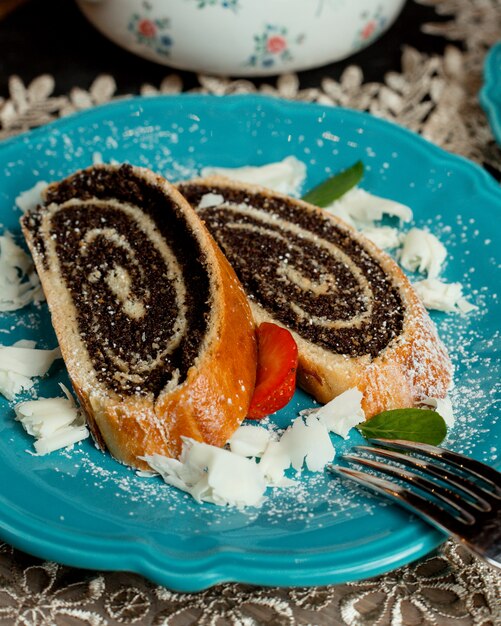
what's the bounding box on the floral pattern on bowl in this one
[246,25,305,69]
[352,5,388,51]
[76,0,406,76]
[127,12,172,58]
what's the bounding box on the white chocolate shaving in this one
[202,156,307,196]
[310,388,366,439]
[324,187,413,228]
[143,388,369,506]
[0,370,34,401]
[143,411,336,505]
[228,424,272,458]
[143,439,267,508]
[12,339,37,349]
[0,232,45,312]
[15,181,48,213]
[0,341,61,400]
[34,426,89,455]
[279,414,335,472]
[361,226,403,250]
[413,278,477,313]
[400,228,447,278]
[257,441,293,486]
[0,343,61,378]
[15,384,89,455]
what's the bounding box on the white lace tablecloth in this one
[1,1,500,624]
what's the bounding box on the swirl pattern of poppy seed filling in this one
[30,166,212,397]
[181,183,404,358]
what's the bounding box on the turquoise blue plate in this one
[0,95,500,591]
[480,40,501,146]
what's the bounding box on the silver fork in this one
[327,439,501,569]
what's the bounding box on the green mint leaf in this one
[356,408,447,446]
[301,160,364,207]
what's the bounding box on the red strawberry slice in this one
[247,322,299,419]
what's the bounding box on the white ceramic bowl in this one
[76,0,406,77]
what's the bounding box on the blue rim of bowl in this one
[480,40,501,147]
[0,94,500,590]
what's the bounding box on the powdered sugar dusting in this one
[0,188,498,521]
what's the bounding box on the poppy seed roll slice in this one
[179,176,453,417]
[21,165,257,468]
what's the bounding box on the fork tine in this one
[343,454,477,524]
[367,439,501,497]
[327,465,468,537]
[353,445,493,511]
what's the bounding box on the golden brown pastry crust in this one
[21,165,257,469]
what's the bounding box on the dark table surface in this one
[0,0,453,96]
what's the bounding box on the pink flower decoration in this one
[361,21,376,40]
[138,19,156,38]
[267,35,287,54]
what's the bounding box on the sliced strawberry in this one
[247,322,298,419]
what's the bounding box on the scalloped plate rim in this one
[480,40,501,147]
